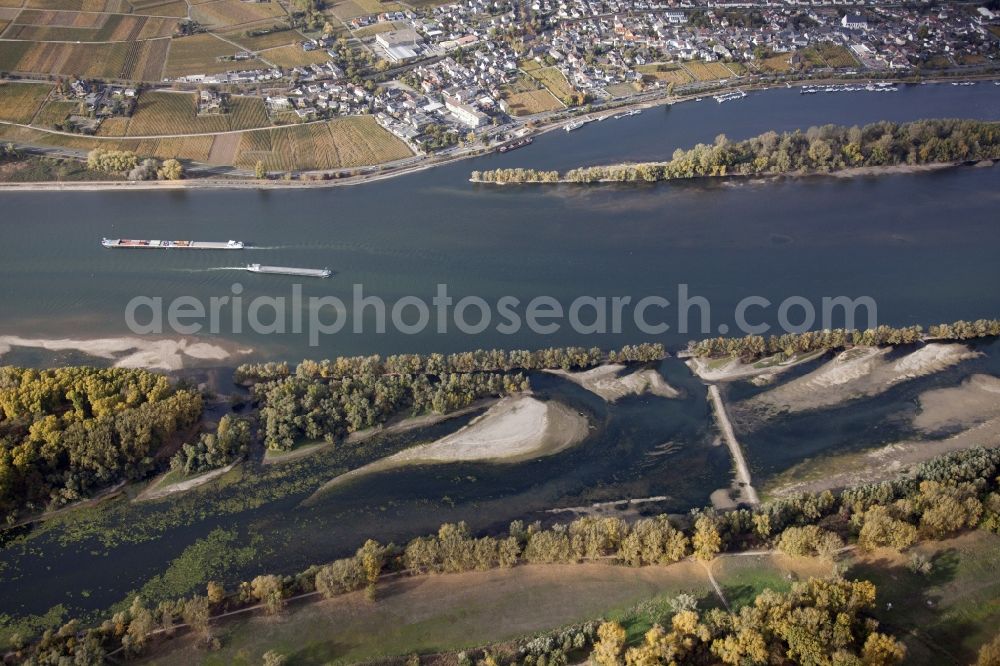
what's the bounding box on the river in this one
[0,82,999,622]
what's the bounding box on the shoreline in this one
[469,159,994,186]
[2,75,998,192]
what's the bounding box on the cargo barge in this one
[102,238,245,249]
[245,263,331,278]
[496,137,533,153]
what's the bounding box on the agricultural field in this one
[0,20,8,34]
[222,26,303,51]
[0,81,52,123]
[163,33,269,78]
[525,65,577,103]
[636,63,693,85]
[260,43,331,68]
[0,41,137,79]
[815,42,859,68]
[233,115,412,172]
[23,0,131,12]
[682,60,734,81]
[190,0,287,30]
[1,13,177,41]
[113,91,271,136]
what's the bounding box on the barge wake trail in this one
[708,384,760,506]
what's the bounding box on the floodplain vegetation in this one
[7,445,1000,665]
[471,119,1000,183]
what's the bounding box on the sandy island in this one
[545,364,679,401]
[741,343,979,416]
[685,350,826,384]
[305,395,589,500]
[262,399,498,465]
[913,374,1000,434]
[0,335,248,371]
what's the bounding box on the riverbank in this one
[3,75,997,192]
[0,334,248,370]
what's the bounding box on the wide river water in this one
[0,83,999,622]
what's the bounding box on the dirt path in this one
[708,385,760,506]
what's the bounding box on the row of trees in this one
[11,446,999,663]
[235,343,667,384]
[85,149,184,179]
[257,371,529,451]
[0,367,203,522]
[472,119,1000,183]
[690,319,1000,362]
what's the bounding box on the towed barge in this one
[102,238,245,249]
[245,263,331,278]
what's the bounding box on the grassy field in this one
[233,115,412,172]
[501,73,562,115]
[504,89,562,115]
[758,52,793,73]
[525,65,576,102]
[163,33,268,78]
[222,26,303,51]
[140,563,713,666]
[847,530,1000,664]
[260,43,331,68]
[682,60,734,81]
[325,0,402,21]
[0,80,52,123]
[31,99,77,127]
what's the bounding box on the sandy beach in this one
[306,395,589,499]
[741,343,979,415]
[0,334,246,370]
[546,364,679,401]
[913,374,1000,434]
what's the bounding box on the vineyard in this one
[190,0,287,30]
[233,116,413,172]
[636,63,694,85]
[0,81,51,123]
[0,41,131,78]
[23,0,130,12]
[682,60,736,81]
[120,91,265,136]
